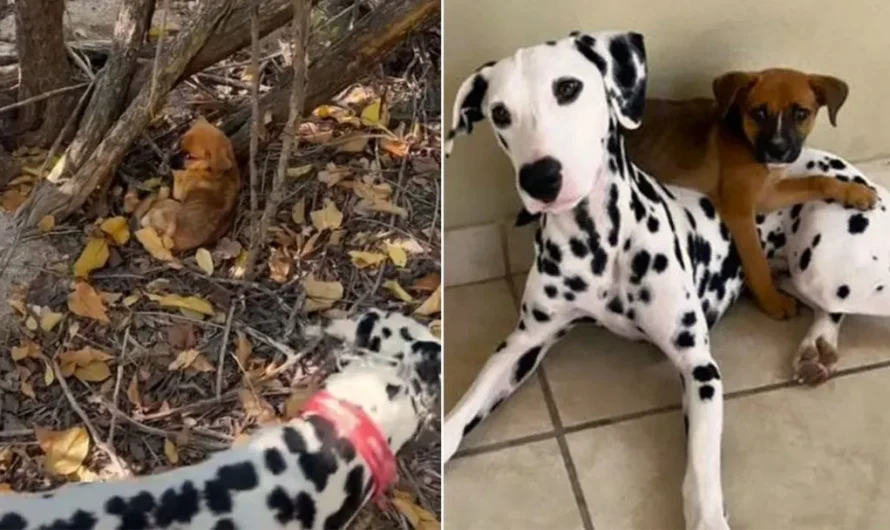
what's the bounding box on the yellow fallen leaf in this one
[25,316,37,331]
[73,238,110,278]
[100,217,130,246]
[310,199,343,231]
[20,378,35,399]
[34,426,90,476]
[11,340,41,361]
[268,246,291,283]
[337,133,369,153]
[317,165,350,187]
[43,360,55,386]
[135,227,176,262]
[68,282,110,324]
[361,98,388,127]
[348,250,387,269]
[235,330,252,367]
[383,280,413,302]
[356,197,408,217]
[168,349,202,371]
[164,438,179,464]
[302,274,344,313]
[127,373,141,407]
[59,347,113,370]
[229,249,249,279]
[189,353,214,373]
[300,232,321,258]
[123,292,141,307]
[414,285,441,316]
[384,242,408,267]
[392,489,440,529]
[39,309,64,332]
[195,248,214,275]
[147,293,214,315]
[74,361,111,383]
[38,215,55,232]
[286,165,314,178]
[291,198,306,224]
[239,388,276,423]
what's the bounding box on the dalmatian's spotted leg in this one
[442,285,574,463]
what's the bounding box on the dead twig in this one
[107,325,131,448]
[215,300,237,399]
[0,82,89,115]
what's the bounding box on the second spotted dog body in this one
[444,30,890,530]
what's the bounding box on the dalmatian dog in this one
[444,30,890,530]
[0,310,440,530]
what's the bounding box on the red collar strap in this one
[300,390,397,504]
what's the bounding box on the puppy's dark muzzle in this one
[519,157,562,203]
[758,135,801,165]
[168,149,186,170]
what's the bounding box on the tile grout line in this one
[537,367,596,530]
[453,356,890,460]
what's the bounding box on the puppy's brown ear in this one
[809,75,848,127]
[210,143,234,171]
[712,71,758,119]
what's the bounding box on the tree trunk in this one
[14,0,78,147]
[18,0,236,227]
[224,0,440,157]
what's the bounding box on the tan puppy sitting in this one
[141,118,241,252]
[625,68,878,320]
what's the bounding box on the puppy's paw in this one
[843,182,878,211]
[794,336,839,386]
[759,292,799,320]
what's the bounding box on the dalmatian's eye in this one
[749,106,768,122]
[554,77,583,105]
[792,106,811,123]
[491,103,512,128]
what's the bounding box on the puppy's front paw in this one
[759,292,799,320]
[843,182,878,211]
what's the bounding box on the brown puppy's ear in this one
[808,75,848,127]
[209,143,234,171]
[712,71,759,119]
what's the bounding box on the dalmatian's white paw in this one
[441,417,462,465]
[692,517,731,530]
[794,336,838,386]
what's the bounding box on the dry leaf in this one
[300,232,321,258]
[381,137,410,158]
[282,388,314,420]
[384,242,408,267]
[317,165,350,187]
[383,280,413,302]
[59,347,113,373]
[25,316,37,331]
[20,378,35,399]
[348,250,387,269]
[0,189,25,212]
[239,388,276,423]
[34,426,90,476]
[38,215,55,233]
[286,165,314,178]
[234,331,252,367]
[268,247,292,283]
[147,293,214,315]
[299,122,334,144]
[230,249,249,279]
[123,190,141,213]
[43,360,55,386]
[168,349,202,371]
[135,227,176,263]
[195,248,214,275]
[74,361,111,383]
[68,282,110,324]
[100,217,130,246]
[291,198,306,224]
[302,274,344,313]
[392,489,440,530]
[73,238,110,278]
[214,238,242,260]
[39,309,64,332]
[361,98,388,127]
[414,285,441,316]
[127,373,141,407]
[310,199,343,230]
[412,272,441,292]
[11,340,40,361]
[337,134,369,153]
[355,197,408,218]
[123,292,142,307]
[189,353,214,373]
[164,438,179,465]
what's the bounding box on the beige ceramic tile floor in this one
[444,274,890,530]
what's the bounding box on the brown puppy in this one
[626,68,878,320]
[141,118,241,252]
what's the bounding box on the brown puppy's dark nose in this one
[519,157,562,203]
[169,149,186,170]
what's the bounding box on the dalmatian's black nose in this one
[519,156,562,203]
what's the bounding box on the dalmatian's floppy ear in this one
[445,62,495,157]
[574,31,648,130]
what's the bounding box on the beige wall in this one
[444,0,890,229]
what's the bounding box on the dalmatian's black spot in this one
[546,40,557,46]
[39,511,98,530]
[544,285,558,298]
[267,487,295,525]
[607,185,621,246]
[698,197,716,219]
[456,74,489,135]
[790,204,803,220]
[574,39,608,75]
[755,214,765,225]
[521,303,528,314]
[699,385,715,400]
[545,240,563,263]
[692,363,720,382]
[607,297,624,314]
[354,311,380,349]
[683,415,689,436]
[514,346,542,383]
[154,481,200,526]
[532,309,550,322]
[681,312,696,327]
[806,160,815,169]
[848,213,869,234]
[684,209,697,230]
[675,331,695,349]
[652,253,668,273]
[324,467,366,530]
[608,36,637,89]
[812,233,821,247]
[518,320,526,331]
[410,341,441,385]
[564,276,588,292]
[766,230,786,251]
[630,191,646,222]
[495,341,506,352]
[399,327,413,342]
[0,513,26,530]
[630,250,651,284]
[836,174,850,183]
[264,448,287,475]
[282,427,307,454]
[673,237,685,270]
[819,161,829,172]
[369,336,382,352]
[623,238,631,251]
[719,222,730,241]
[569,238,587,257]
[829,158,846,170]
[385,384,401,400]
[212,519,237,530]
[799,248,812,271]
[837,285,851,299]
[830,312,843,323]
[638,288,651,304]
[463,415,483,436]
[647,216,659,233]
[634,173,661,203]
[877,285,885,292]
[541,258,561,276]
[496,133,509,150]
